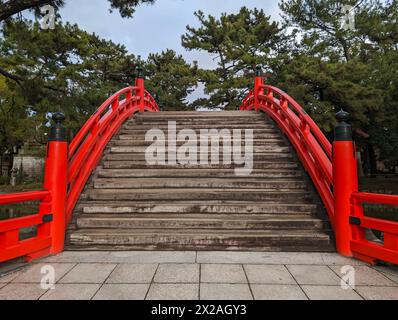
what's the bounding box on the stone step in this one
[67,229,333,251]
[93,178,307,190]
[97,169,303,179]
[111,139,286,146]
[76,214,326,230]
[102,161,299,170]
[109,146,291,153]
[87,188,314,202]
[103,153,294,162]
[78,201,318,215]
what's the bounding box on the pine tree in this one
[145,49,197,111]
[182,7,287,110]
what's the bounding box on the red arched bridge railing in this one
[240,69,398,265]
[0,76,159,262]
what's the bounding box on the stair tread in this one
[68,110,332,252]
[70,228,330,238]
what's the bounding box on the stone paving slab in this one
[0,270,22,283]
[372,266,398,284]
[106,264,157,284]
[197,252,325,265]
[355,286,398,300]
[251,284,307,300]
[244,265,296,285]
[146,284,199,300]
[200,284,253,300]
[0,283,46,300]
[301,286,363,300]
[286,265,343,285]
[12,263,76,283]
[1,251,398,300]
[40,251,196,264]
[201,264,247,284]
[330,265,397,287]
[40,284,100,300]
[59,263,116,284]
[154,264,199,283]
[93,284,149,300]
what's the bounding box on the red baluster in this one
[44,113,68,254]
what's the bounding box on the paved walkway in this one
[1,251,398,300]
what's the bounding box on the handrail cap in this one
[336,109,350,123]
[52,112,65,123]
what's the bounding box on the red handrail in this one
[240,80,334,227]
[0,77,159,262]
[241,74,398,265]
[0,190,52,262]
[350,192,398,264]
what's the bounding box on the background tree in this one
[182,7,288,110]
[0,0,155,22]
[278,0,398,173]
[145,49,197,111]
[0,19,138,146]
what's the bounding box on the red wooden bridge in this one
[1,68,397,265]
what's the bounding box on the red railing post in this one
[254,66,264,112]
[135,66,145,113]
[44,112,68,254]
[333,110,358,256]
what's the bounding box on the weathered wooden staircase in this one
[67,111,333,251]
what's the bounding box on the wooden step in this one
[93,178,307,190]
[111,139,286,146]
[87,188,314,202]
[67,229,333,251]
[78,201,318,215]
[103,153,294,162]
[68,110,333,253]
[76,214,326,230]
[97,169,303,178]
[102,161,299,170]
[109,146,291,153]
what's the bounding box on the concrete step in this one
[76,214,326,230]
[109,146,291,153]
[93,178,307,190]
[87,188,314,202]
[78,201,318,215]
[97,169,303,178]
[67,229,333,251]
[102,161,299,170]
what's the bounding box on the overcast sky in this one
[57,0,282,69]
